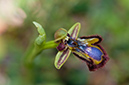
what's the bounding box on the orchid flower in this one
[54,22,109,71]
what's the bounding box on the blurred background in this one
[0,0,129,85]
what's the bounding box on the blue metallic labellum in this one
[66,35,109,71]
[81,46,103,61]
[72,44,109,71]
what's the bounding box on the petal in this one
[68,22,81,39]
[56,42,66,51]
[86,45,109,71]
[54,28,67,42]
[72,45,109,71]
[79,35,102,45]
[54,48,71,69]
[84,45,103,64]
[86,48,109,71]
[72,48,91,62]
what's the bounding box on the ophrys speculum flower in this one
[54,22,109,71]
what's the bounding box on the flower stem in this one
[42,40,58,50]
[24,40,58,67]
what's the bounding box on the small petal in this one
[56,42,66,51]
[54,28,67,42]
[68,22,81,39]
[79,35,102,45]
[54,48,71,69]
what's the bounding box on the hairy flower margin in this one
[54,22,109,71]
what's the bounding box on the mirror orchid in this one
[54,22,109,71]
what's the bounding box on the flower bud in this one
[33,21,46,45]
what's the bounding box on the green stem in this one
[42,40,58,50]
[24,40,58,66]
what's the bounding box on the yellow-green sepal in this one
[54,48,71,69]
[68,22,81,39]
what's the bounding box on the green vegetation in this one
[0,0,129,85]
